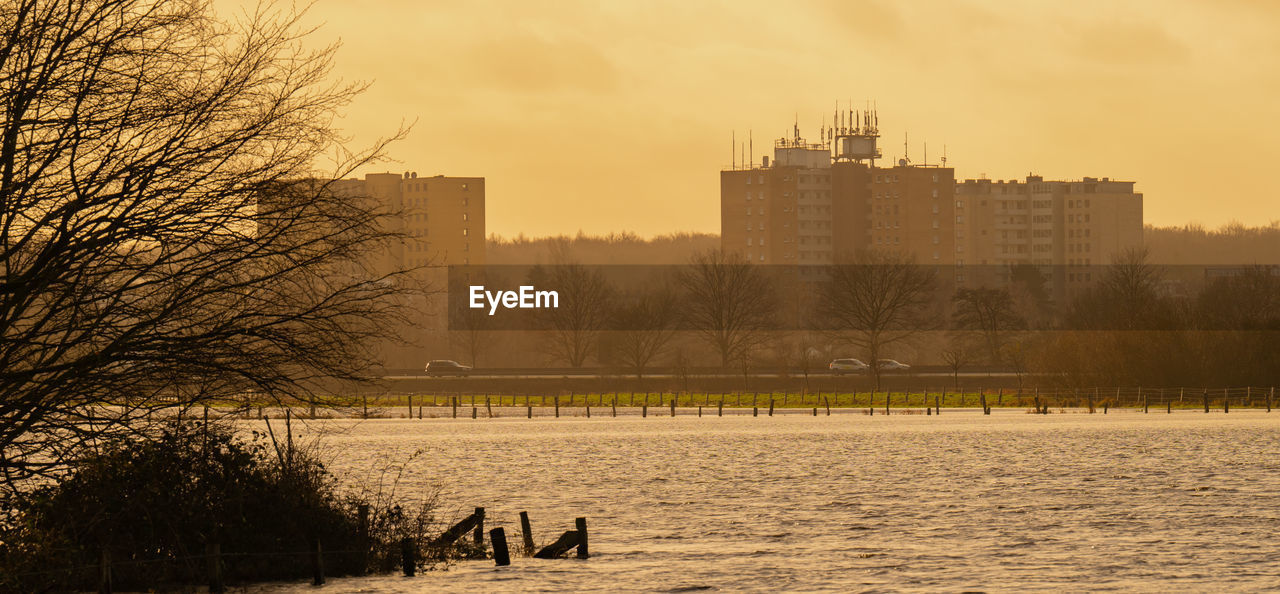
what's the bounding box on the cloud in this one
[465,33,618,94]
[1066,21,1190,66]
[818,0,905,41]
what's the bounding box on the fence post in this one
[490,528,511,567]
[401,537,416,577]
[486,396,493,418]
[575,517,589,559]
[768,398,774,417]
[612,396,617,417]
[311,539,325,586]
[357,504,370,574]
[363,395,369,419]
[407,395,412,418]
[1203,388,1209,413]
[1269,387,1274,413]
[99,548,112,594]
[207,542,223,593]
[473,507,486,549]
[520,511,536,555]
[452,396,457,418]
[718,399,724,417]
[670,397,676,417]
[555,395,560,418]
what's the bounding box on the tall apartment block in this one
[721,111,956,267]
[333,171,485,270]
[332,170,485,370]
[720,109,1143,301]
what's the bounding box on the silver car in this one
[828,358,869,375]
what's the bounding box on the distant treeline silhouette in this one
[487,231,718,265]
[489,223,1280,266]
[1145,222,1280,264]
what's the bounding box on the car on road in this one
[876,359,911,371]
[425,360,472,376]
[828,358,869,375]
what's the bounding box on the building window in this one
[462,228,469,236]
[746,238,753,246]
[462,213,468,221]
[932,189,939,198]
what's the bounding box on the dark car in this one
[425,360,472,376]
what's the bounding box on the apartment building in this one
[331,170,486,370]
[954,175,1143,298]
[720,114,1144,303]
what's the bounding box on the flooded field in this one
[260,410,1280,592]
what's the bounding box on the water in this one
[259,410,1280,592]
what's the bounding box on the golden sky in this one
[223,0,1280,238]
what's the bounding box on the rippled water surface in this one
[259,410,1280,592]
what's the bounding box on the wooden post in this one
[473,507,486,548]
[357,504,369,574]
[824,396,831,416]
[1269,387,1274,413]
[401,537,416,577]
[555,395,560,418]
[698,405,702,417]
[884,391,889,416]
[670,397,676,417]
[752,405,758,417]
[519,511,535,556]
[527,403,533,418]
[980,392,988,415]
[1203,389,1209,413]
[363,395,369,419]
[1224,388,1229,414]
[1167,398,1172,414]
[718,399,724,417]
[452,396,457,418]
[768,398,774,416]
[586,403,591,418]
[407,394,412,418]
[1143,393,1148,414]
[575,517,589,559]
[486,396,493,418]
[612,396,617,417]
[642,404,647,417]
[207,542,223,593]
[813,407,818,416]
[99,548,112,594]
[471,406,477,419]
[311,539,325,586]
[490,527,511,567]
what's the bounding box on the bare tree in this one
[677,250,777,368]
[820,251,937,391]
[530,263,613,368]
[603,285,679,378]
[0,0,412,492]
[952,287,1026,363]
[939,338,970,391]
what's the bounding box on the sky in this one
[220,0,1280,238]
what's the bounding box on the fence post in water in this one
[642,404,647,418]
[1203,389,1210,413]
[670,397,676,417]
[99,548,111,594]
[980,392,988,415]
[586,403,591,418]
[207,542,223,593]
[824,395,831,416]
[1224,388,1229,414]
[486,396,493,418]
[452,397,457,419]
[363,396,369,419]
[311,539,325,586]
[527,403,533,418]
[490,528,511,567]
[1269,387,1274,413]
[357,504,370,574]
[1143,393,1149,413]
[935,394,940,415]
[401,537,416,577]
[473,507,486,549]
[575,517,589,559]
[407,395,412,418]
[884,391,890,416]
[612,396,617,417]
[768,398,774,417]
[752,405,758,417]
[718,399,724,417]
[555,395,560,418]
[471,406,477,419]
[519,511,535,556]
[698,405,702,417]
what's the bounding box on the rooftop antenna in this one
[942,144,948,167]
[749,129,753,166]
[924,141,928,167]
[904,131,909,165]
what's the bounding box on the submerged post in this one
[207,542,223,593]
[555,395,560,418]
[520,511,535,556]
[311,540,325,586]
[718,399,724,417]
[490,527,511,567]
[1203,389,1210,413]
[768,398,774,417]
[575,517,589,559]
[473,507,486,548]
[401,537,416,577]
[357,504,370,574]
[670,397,676,417]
